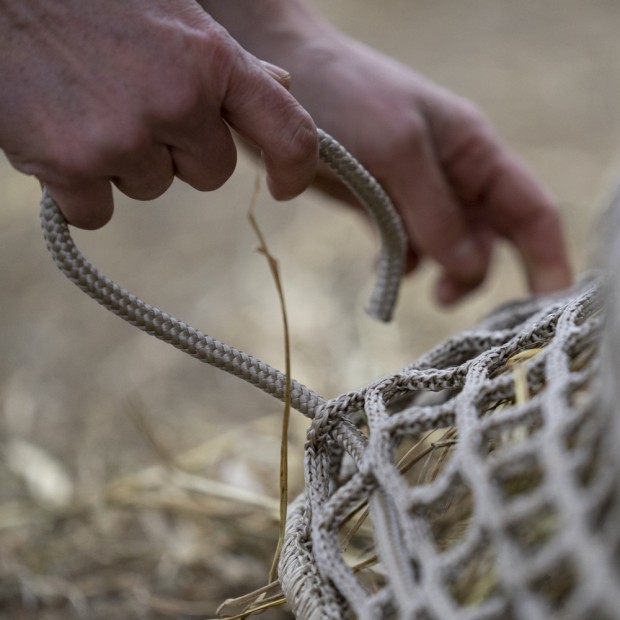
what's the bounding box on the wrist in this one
[199,0,339,62]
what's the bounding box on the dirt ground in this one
[2,1,620,618]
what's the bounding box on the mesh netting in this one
[279,276,620,620]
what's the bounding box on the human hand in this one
[0,0,317,229]
[212,0,572,304]
[287,36,572,304]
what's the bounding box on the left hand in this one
[282,33,572,304]
[202,1,572,304]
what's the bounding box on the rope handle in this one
[40,129,406,418]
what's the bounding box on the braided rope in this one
[317,130,406,321]
[40,129,406,418]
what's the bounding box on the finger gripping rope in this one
[40,129,406,418]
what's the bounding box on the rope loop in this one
[40,129,406,417]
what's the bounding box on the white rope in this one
[316,130,406,321]
[39,129,406,418]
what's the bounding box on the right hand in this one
[0,0,317,228]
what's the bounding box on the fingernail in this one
[261,61,291,90]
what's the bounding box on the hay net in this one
[40,131,620,619]
[280,274,620,620]
[279,202,620,617]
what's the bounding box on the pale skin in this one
[0,0,572,304]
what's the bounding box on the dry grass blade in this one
[147,594,221,617]
[340,430,444,551]
[216,581,287,619]
[214,594,288,620]
[105,462,281,518]
[222,172,293,615]
[108,394,283,518]
[506,347,542,404]
[353,554,379,572]
[340,504,371,552]
[217,580,282,615]
[125,395,179,470]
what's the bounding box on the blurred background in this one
[1,1,620,618]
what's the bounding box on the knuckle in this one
[115,124,151,156]
[380,110,427,161]
[95,123,152,165]
[440,101,500,184]
[154,83,202,125]
[149,42,211,124]
[201,22,247,88]
[455,98,488,131]
[402,110,427,141]
[359,110,426,178]
[203,26,238,74]
[279,110,318,167]
[49,143,102,181]
[446,98,496,156]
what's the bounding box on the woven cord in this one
[39,130,406,418]
[317,130,406,321]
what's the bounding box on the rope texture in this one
[39,129,406,418]
[317,130,406,321]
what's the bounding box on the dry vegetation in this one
[0,408,305,619]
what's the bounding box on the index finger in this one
[221,56,318,200]
[427,95,573,295]
[483,153,573,294]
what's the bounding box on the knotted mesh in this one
[280,275,620,619]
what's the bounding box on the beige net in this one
[279,275,619,619]
[40,132,620,619]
